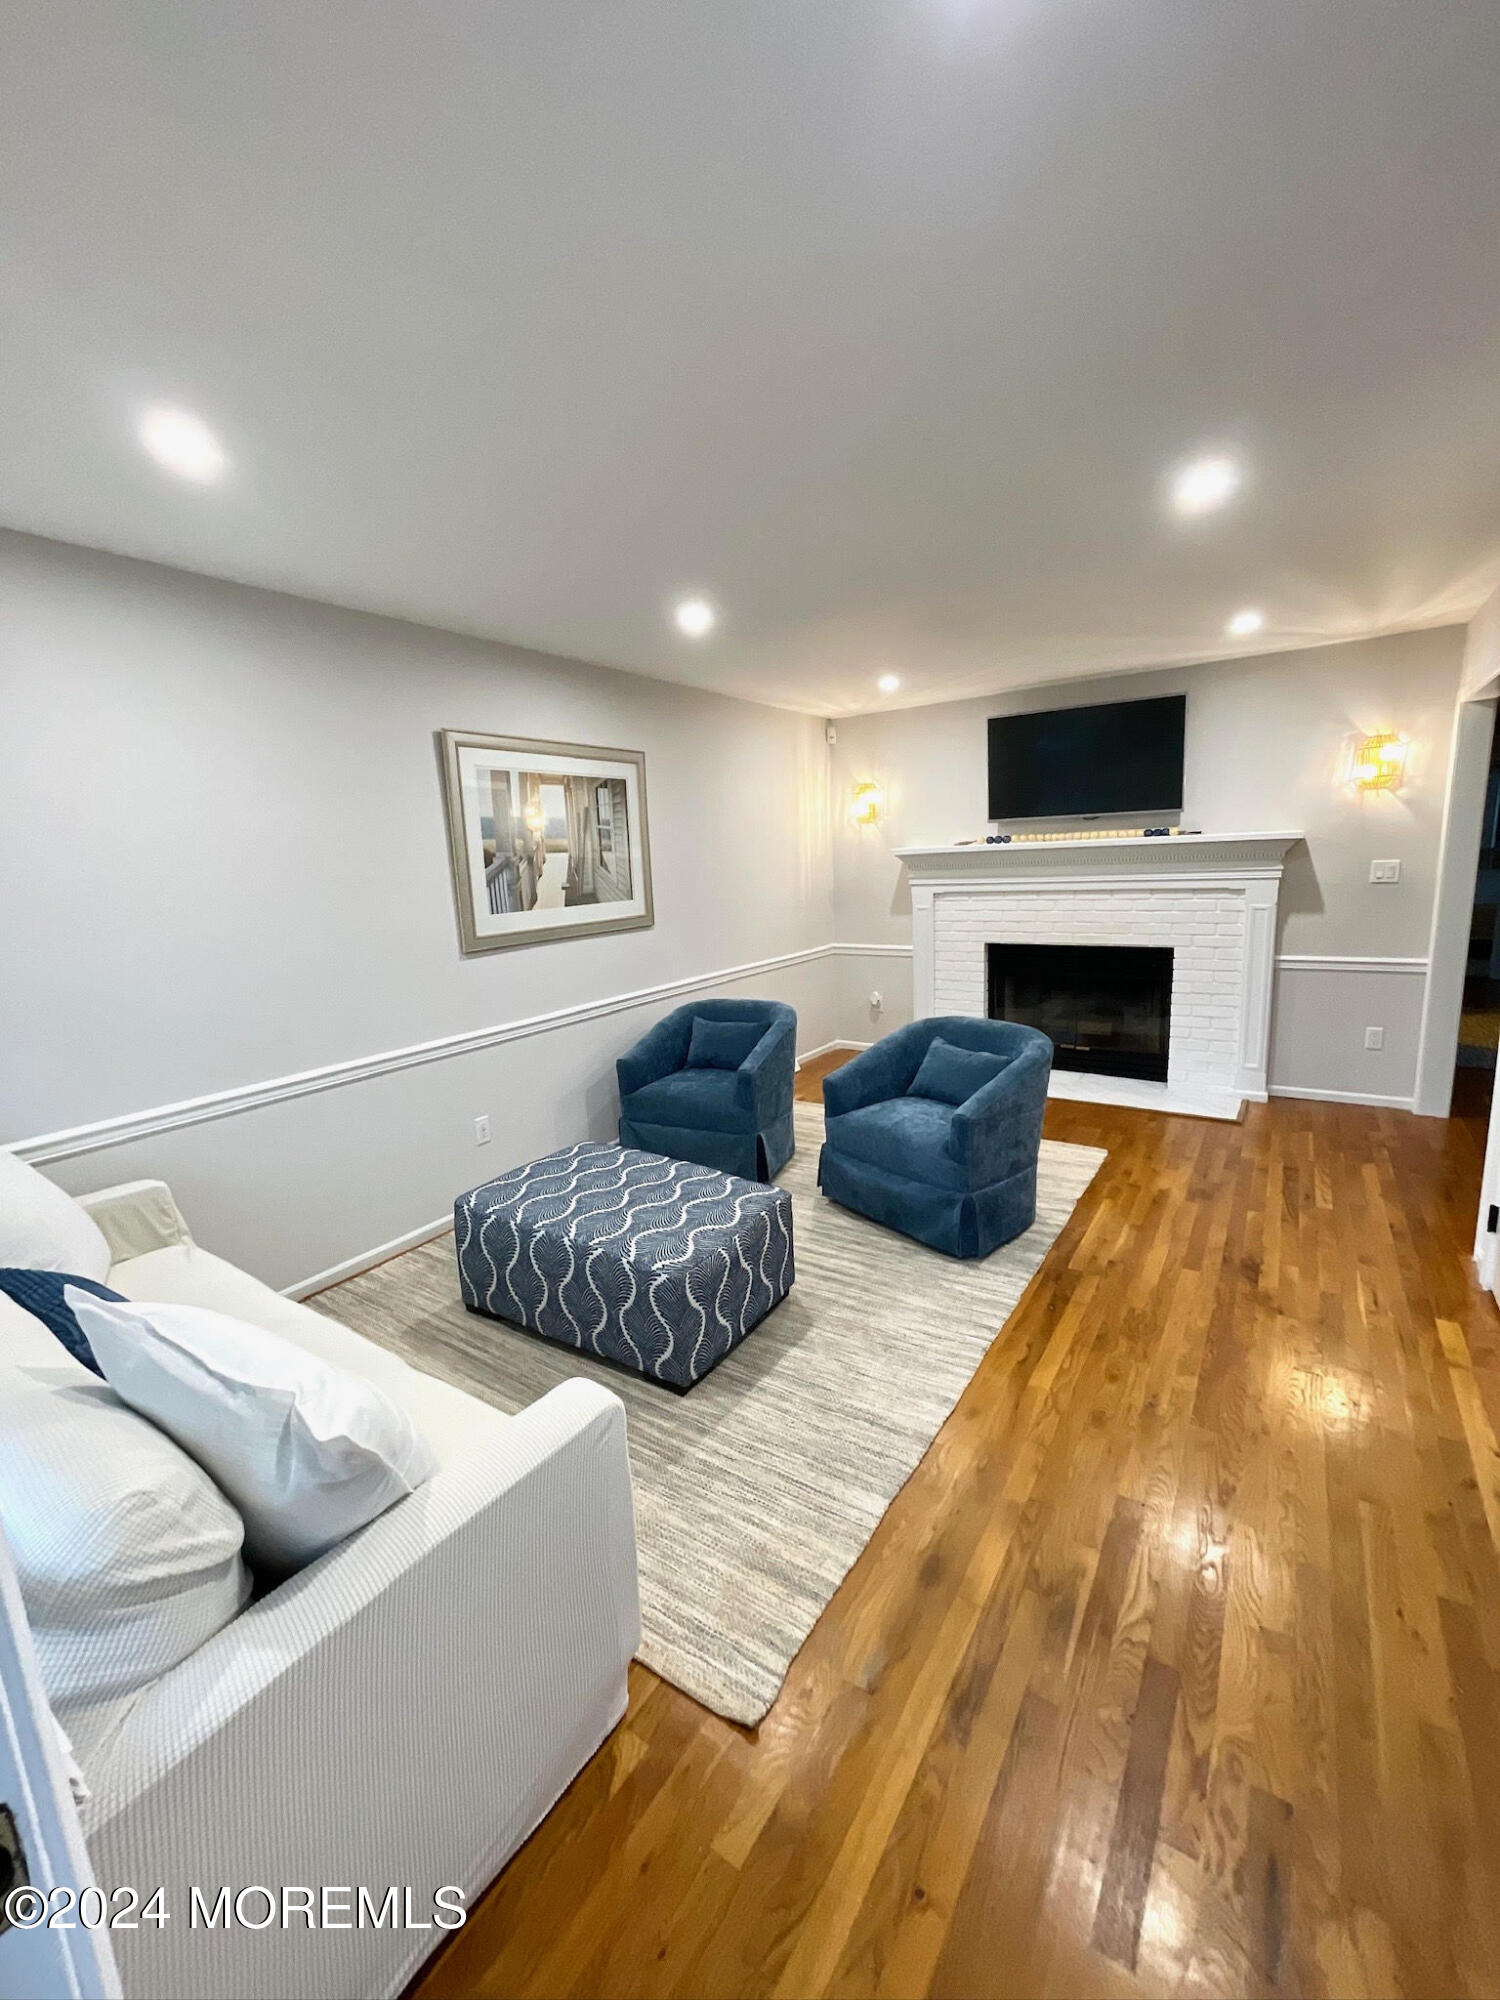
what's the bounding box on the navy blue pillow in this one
[0,1269,125,1376]
[907,1037,1009,1107]
[686,1017,764,1071]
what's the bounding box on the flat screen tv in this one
[987,693,1186,821]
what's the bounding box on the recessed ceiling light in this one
[138,406,228,483]
[877,673,901,694]
[673,597,716,638]
[1226,607,1264,637]
[1169,454,1240,517]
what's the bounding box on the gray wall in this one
[829,627,1467,1103]
[2,525,1470,1302]
[0,531,836,1288]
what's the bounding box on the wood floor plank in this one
[928,1687,1064,2000]
[396,1061,1500,2000]
[1091,1654,1180,1968]
[824,1585,1048,2000]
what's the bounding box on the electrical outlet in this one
[869,990,884,1011]
[474,1114,491,1145]
[1364,1026,1384,1050]
[1369,858,1402,884]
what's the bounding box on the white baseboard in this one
[296,1065,1418,1303]
[299,1045,872,1294]
[1268,1083,1417,1110]
[287,1216,453,1301]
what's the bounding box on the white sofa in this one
[1,1178,641,2000]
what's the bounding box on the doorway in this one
[533,781,569,908]
[1455,721,1500,1110]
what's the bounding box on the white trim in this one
[1269,1084,1417,1109]
[5,931,1448,1172]
[1235,880,1279,1097]
[895,830,1303,869]
[915,865,1291,893]
[1416,697,1498,1117]
[810,945,1424,975]
[1473,1068,1500,1288]
[7,943,833,1166]
[1274,953,1429,975]
[792,944,1430,978]
[912,885,936,1016]
[286,1216,454,1301]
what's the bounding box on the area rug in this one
[315,1102,1106,1726]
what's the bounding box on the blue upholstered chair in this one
[617,999,797,1182]
[818,1017,1052,1258]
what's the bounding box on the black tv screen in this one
[987,694,1186,821]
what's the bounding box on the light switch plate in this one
[474,1114,491,1145]
[1365,1026,1385,1050]
[1370,858,1402,884]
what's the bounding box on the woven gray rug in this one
[316,1102,1106,1726]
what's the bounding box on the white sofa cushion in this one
[73,1294,440,1573]
[0,1357,250,1705]
[0,1149,111,1280]
[108,1240,507,1462]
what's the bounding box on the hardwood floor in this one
[412,1057,1500,2000]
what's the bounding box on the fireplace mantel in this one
[895,830,1303,884]
[897,830,1304,1116]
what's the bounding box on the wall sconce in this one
[849,780,884,827]
[1350,733,1408,792]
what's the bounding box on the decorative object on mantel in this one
[982,826,1203,844]
[438,730,653,955]
[902,831,1295,861]
[1348,732,1408,792]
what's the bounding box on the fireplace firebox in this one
[986,942,1174,1082]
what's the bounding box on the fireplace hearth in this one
[987,942,1174,1082]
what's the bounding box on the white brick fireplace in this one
[896,832,1302,1117]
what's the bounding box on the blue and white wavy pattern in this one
[455,1141,795,1386]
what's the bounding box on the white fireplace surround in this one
[896,832,1303,1119]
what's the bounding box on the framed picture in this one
[438,730,654,954]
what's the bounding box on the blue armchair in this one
[617,999,797,1182]
[818,1017,1052,1258]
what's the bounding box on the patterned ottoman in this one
[455,1141,794,1389]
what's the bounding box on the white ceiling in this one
[2,1,1499,716]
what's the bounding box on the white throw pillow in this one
[0,1150,111,1281]
[71,1294,439,1573]
[0,1360,250,1705]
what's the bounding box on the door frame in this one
[1414,696,1496,1115]
[0,1522,121,1999]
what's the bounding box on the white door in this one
[1476,1069,1500,1301]
[0,1523,120,2000]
